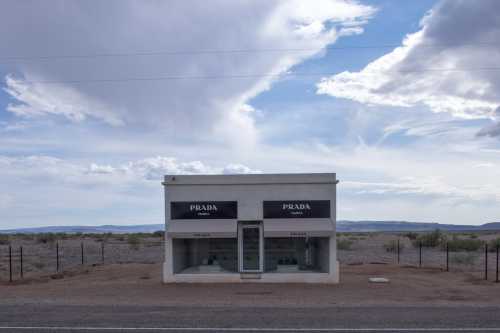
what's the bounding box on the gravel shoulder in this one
[1,263,498,307]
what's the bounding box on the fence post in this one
[419,241,422,268]
[56,242,59,272]
[496,244,499,283]
[81,242,84,266]
[101,242,105,264]
[19,246,23,279]
[446,242,449,272]
[9,245,12,283]
[392,240,396,263]
[485,243,488,281]
[397,239,400,264]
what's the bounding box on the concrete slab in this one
[369,277,390,283]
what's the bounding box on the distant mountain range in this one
[1,221,500,234]
[0,224,164,234]
[336,221,500,232]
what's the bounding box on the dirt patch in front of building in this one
[0,263,498,307]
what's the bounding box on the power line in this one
[11,67,500,85]
[0,42,497,62]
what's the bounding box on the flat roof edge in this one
[163,173,337,185]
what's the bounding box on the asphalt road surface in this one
[1,305,500,332]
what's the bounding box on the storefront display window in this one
[264,237,329,273]
[173,238,238,274]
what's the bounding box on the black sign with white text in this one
[171,201,237,219]
[263,200,330,219]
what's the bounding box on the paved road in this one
[1,305,500,332]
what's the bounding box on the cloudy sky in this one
[1,0,500,228]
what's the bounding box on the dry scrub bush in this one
[0,235,10,245]
[488,238,500,252]
[383,240,405,253]
[36,233,57,244]
[449,253,478,266]
[127,234,141,250]
[337,239,353,250]
[404,232,418,240]
[446,237,484,252]
[412,229,446,248]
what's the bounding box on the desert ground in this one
[1,262,500,332]
[1,262,499,306]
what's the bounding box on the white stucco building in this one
[162,173,339,283]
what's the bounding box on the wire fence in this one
[0,238,164,282]
[336,234,500,283]
[1,235,499,283]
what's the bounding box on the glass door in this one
[239,223,263,272]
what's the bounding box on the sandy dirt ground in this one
[1,263,499,307]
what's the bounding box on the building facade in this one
[162,173,339,283]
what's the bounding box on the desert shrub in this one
[0,234,10,245]
[33,262,45,269]
[383,240,405,253]
[446,236,484,252]
[19,233,35,241]
[413,229,445,248]
[153,230,164,238]
[404,232,418,240]
[116,235,126,241]
[89,233,103,239]
[449,253,478,266]
[36,233,57,244]
[57,232,71,240]
[337,239,353,250]
[127,234,141,250]
[488,238,500,252]
[95,232,113,243]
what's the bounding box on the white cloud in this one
[317,0,500,127]
[0,155,259,189]
[343,177,500,203]
[0,155,257,227]
[0,155,82,182]
[89,157,260,180]
[0,193,13,210]
[4,75,124,126]
[87,163,115,175]
[119,157,216,180]
[223,164,262,175]
[476,107,500,137]
[2,136,500,227]
[0,0,375,146]
[473,163,495,168]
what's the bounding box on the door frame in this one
[238,222,264,273]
